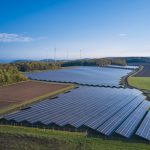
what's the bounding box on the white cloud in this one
[118,33,128,37]
[0,33,33,42]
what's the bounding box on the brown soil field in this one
[0,81,72,114]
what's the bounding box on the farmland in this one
[0,80,73,115]
[127,63,150,99]
[128,77,150,100]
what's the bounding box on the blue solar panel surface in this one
[106,65,139,70]
[116,101,150,138]
[25,67,132,87]
[96,96,144,136]
[136,111,150,141]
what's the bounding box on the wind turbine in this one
[54,47,56,63]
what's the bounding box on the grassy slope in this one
[127,65,150,100]
[0,125,149,150]
[0,81,75,115]
[128,77,150,90]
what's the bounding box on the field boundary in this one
[126,65,146,89]
[0,80,29,88]
[120,66,143,88]
[125,66,150,101]
[0,125,149,146]
[0,125,85,139]
[129,65,144,77]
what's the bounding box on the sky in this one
[0,0,150,60]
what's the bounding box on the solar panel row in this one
[2,86,149,141]
[5,87,135,124]
[136,111,150,141]
[106,65,139,70]
[84,95,141,130]
[25,67,132,87]
[96,96,144,136]
[6,88,124,123]
[116,101,150,138]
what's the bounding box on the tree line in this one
[14,62,61,72]
[62,58,127,67]
[0,64,27,86]
[0,62,61,86]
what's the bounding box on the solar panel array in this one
[116,101,150,138]
[106,65,139,70]
[136,111,150,141]
[2,86,150,141]
[25,67,132,87]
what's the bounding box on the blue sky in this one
[0,0,150,60]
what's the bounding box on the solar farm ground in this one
[0,80,74,115]
[1,66,150,149]
[2,86,150,141]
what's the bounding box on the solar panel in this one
[96,96,144,136]
[116,101,150,138]
[106,65,139,70]
[25,67,132,87]
[136,111,150,141]
[83,94,141,130]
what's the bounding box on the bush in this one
[0,64,27,86]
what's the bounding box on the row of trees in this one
[0,64,27,86]
[62,58,127,67]
[13,62,61,72]
[0,62,61,86]
[111,58,127,66]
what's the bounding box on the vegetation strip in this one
[0,125,150,150]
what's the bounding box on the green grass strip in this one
[128,77,150,90]
[0,125,150,150]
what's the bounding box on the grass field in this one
[128,77,150,90]
[0,125,149,150]
[128,77,150,100]
[0,81,75,115]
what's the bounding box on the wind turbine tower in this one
[54,47,56,63]
[80,49,82,60]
